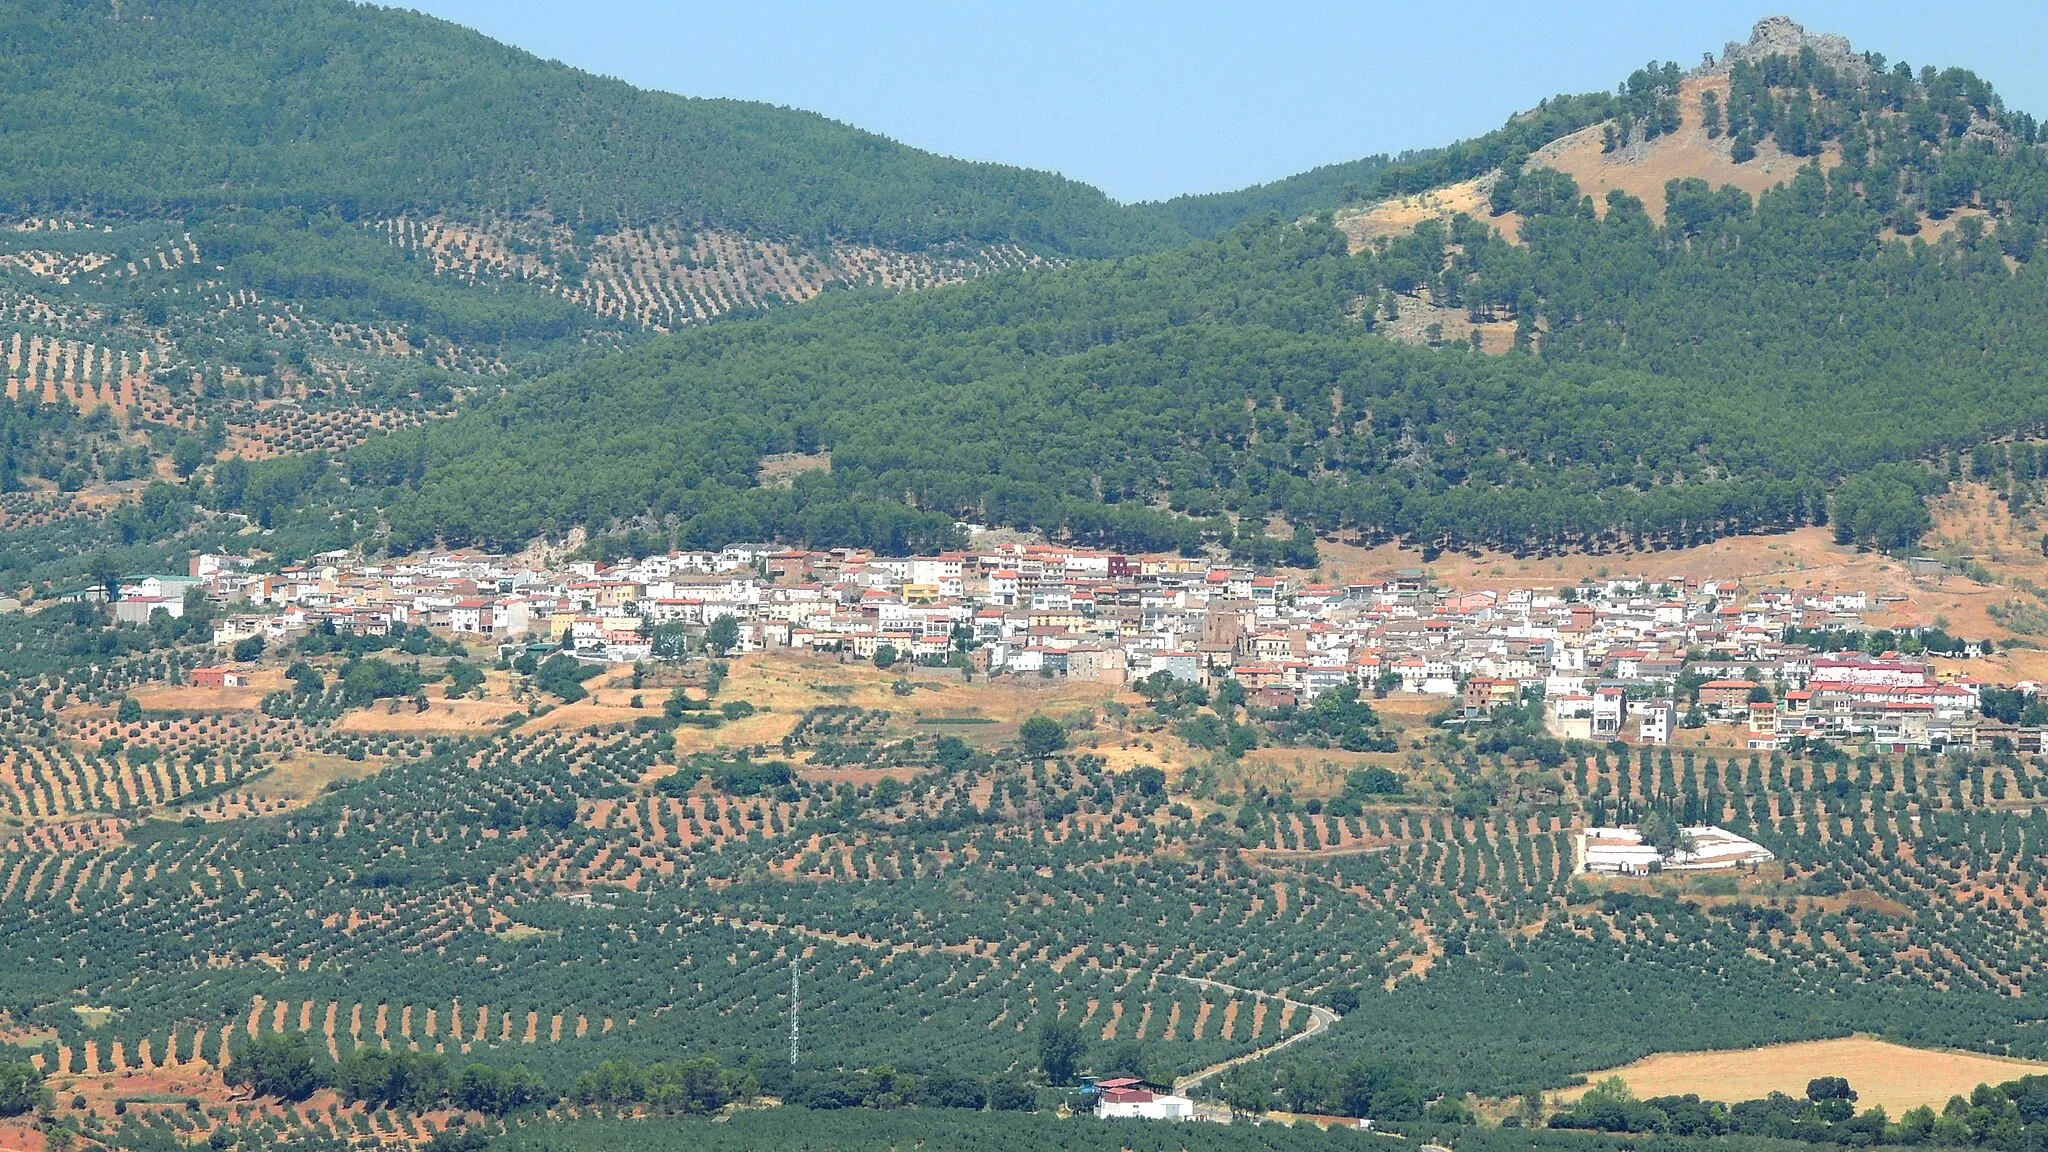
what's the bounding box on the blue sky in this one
[400,1,2048,203]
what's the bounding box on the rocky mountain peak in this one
[1716,16,1868,81]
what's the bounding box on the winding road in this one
[1170,973,1341,1097]
[698,911,1343,1104]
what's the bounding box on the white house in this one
[1592,687,1628,739]
[449,598,492,634]
[1094,1087,1193,1121]
[1638,701,1675,745]
[491,597,534,638]
[987,570,1020,606]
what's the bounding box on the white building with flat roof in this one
[1095,1088,1194,1120]
[1579,825,1774,875]
[1638,701,1675,745]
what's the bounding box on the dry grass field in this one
[672,653,1159,762]
[706,654,1121,732]
[1314,525,1887,594]
[257,752,382,804]
[1335,73,1832,263]
[334,696,523,734]
[1557,1036,2048,1115]
[651,653,1443,813]
[1537,75,1840,226]
[130,667,286,713]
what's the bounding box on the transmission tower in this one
[788,957,801,1066]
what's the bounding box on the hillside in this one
[15,7,2041,592]
[0,0,1174,257]
[285,20,2048,570]
[1134,94,1621,239]
[1337,22,1896,248]
[0,0,1209,593]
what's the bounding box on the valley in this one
[1,4,2048,1150]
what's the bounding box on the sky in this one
[400,1,2048,204]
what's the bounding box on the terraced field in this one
[0,202,1056,597]
[375,215,1050,332]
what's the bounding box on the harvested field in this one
[1559,1036,2048,1115]
[334,695,522,733]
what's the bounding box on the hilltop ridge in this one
[1338,16,2036,285]
[1720,15,1866,79]
[0,0,1176,257]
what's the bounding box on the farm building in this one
[189,667,248,689]
[1579,825,1774,875]
[1093,1078,1194,1120]
[1580,828,1663,875]
[1666,825,1776,870]
[111,595,181,625]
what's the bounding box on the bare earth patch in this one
[756,451,831,488]
[1335,177,1518,249]
[1536,75,1839,226]
[1335,74,1830,260]
[335,695,522,734]
[1307,498,2048,688]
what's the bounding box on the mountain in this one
[310,19,2048,567]
[0,0,1631,252]
[4,11,2048,596]
[0,0,1176,257]
[0,0,1201,592]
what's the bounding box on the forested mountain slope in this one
[0,0,1173,256]
[318,36,2048,562]
[7,12,2048,590]
[0,0,1202,592]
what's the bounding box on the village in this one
[84,535,2029,764]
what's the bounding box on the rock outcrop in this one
[1715,16,1869,82]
